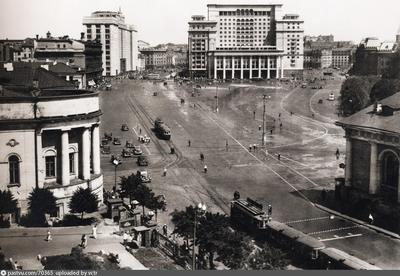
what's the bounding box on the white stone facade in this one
[83,11,138,76]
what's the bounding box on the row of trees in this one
[171,206,288,270]
[119,172,166,221]
[0,187,99,227]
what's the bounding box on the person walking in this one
[204,164,208,173]
[200,153,204,162]
[226,140,229,151]
[80,234,87,248]
[122,231,129,245]
[335,148,340,160]
[92,224,97,239]
[188,140,191,147]
[163,167,167,177]
[277,153,281,161]
[368,213,374,225]
[46,230,52,242]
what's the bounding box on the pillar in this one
[258,56,261,78]
[267,57,271,79]
[369,142,378,195]
[231,57,235,79]
[82,128,90,180]
[61,130,70,186]
[345,137,352,187]
[36,131,44,188]
[223,56,226,80]
[280,56,284,79]
[240,56,244,79]
[214,56,217,79]
[92,125,101,175]
[249,56,253,79]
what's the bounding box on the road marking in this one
[202,109,315,206]
[284,216,331,224]
[319,233,363,242]
[308,225,361,235]
[231,163,263,168]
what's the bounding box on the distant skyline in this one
[1,0,400,45]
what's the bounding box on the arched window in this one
[9,155,20,184]
[382,152,399,190]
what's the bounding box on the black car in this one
[137,155,149,166]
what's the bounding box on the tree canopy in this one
[0,190,18,217]
[28,188,57,225]
[68,188,99,219]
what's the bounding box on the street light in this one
[193,203,206,270]
[113,158,120,192]
[215,84,219,113]
[262,95,271,146]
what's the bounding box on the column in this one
[92,125,101,175]
[369,142,379,195]
[280,56,284,79]
[214,56,217,79]
[249,56,253,79]
[61,130,70,186]
[82,128,90,180]
[344,137,352,187]
[276,57,280,79]
[231,57,235,79]
[223,56,226,80]
[240,56,244,79]
[258,56,261,78]
[36,131,44,188]
[267,57,271,79]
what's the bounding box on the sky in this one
[1,0,400,45]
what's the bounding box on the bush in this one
[19,213,48,227]
[53,215,96,227]
[0,217,10,228]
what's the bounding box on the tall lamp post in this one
[215,84,219,113]
[262,95,271,146]
[113,158,120,192]
[193,203,206,270]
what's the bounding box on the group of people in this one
[45,223,98,249]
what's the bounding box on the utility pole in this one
[262,95,266,146]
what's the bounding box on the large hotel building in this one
[188,4,304,80]
[83,10,138,77]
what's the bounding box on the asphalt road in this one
[99,76,400,269]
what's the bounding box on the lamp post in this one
[215,84,219,113]
[193,203,206,270]
[113,159,120,192]
[262,95,271,146]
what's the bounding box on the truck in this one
[154,118,171,140]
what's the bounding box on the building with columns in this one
[336,94,400,204]
[0,62,103,219]
[188,4,304,80]
[83,10,138,76]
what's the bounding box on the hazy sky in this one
[1,0,399,45]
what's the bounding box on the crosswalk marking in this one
[284,216,331,224]
[308,225,361,236]
[319,233,363,242]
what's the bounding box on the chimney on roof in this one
[36,34,39,40]
[80,32,85,40]
[40,64,49,71]
[4,63,14,72]
[46,31,51,39]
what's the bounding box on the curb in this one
[315,203,400,240]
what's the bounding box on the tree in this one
[28,188,57,225]
[120,173,141,202]
[197,212,230,269]
[133,184,154,217]
[370,78,400,102]
[69,188,99,220]
[171,206,196,242]
[147,194,166,222]
[246,243,289,270]
[0,190,18,220]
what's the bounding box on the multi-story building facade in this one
[304,48,332,69]
[140,48,168,69]
[0,63,103,219]
[83,10,138,76]
[332,48,354,69]
[0,39,34,62]
[188,4,304,80]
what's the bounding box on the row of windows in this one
[218,10,270,16]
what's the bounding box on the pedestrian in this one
[277,153,281,161]
[163,224,168,236]
[200,152,204,162]
[92,223,97,239]
[123,231,129,245]
[335,148,340,160]
[253,110,256,119]
[226,140,229,151]
[267,204,272,217]
[279,113,281,118]
[311,113,314,118]
[249,145,252,152]
[368,213,374,225]
[204,164,208,173]
[188,140,191,147]
[80,234,87,248]
[163,167,167,177]
[46,229,52,242]
[290,111,293,116]
[253,144,256,151]
[139,128,142,134]
[279,122,282,129]
[258,125,262,131]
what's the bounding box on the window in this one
[9,155,20,184]
[45,156,56,178]
[69,153,75,174]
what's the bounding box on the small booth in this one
[106,198,123,222]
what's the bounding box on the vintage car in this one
[137,155,149,166]
[133,145,143,155]
[137,170,151,183]
[126,141,135,148]
[110,155,122,164]
[105,83,112,90]
[121,124,129,131]
[101,145,111,154]
[328,93,335,101]
[104,132,113,141]
[101,138,109,147]
[122,149,133,158]
[138,135,151,144]
[113,137,122,145]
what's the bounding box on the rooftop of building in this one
[336,92,400,134]
[207,4,283,8]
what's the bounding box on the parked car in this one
[137,170,151,183]
[137,155,149,166]
[126,141,135,148]
[104,132,113,141]
[101,145,111,154]
[113,137,122,145]
[106,83,112,90]
[133,145,143,155]
[122,149,133,158]
[138,135,150,144]
[121,124,129,131]
[110,155,122,164]
[328,93,335,101]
